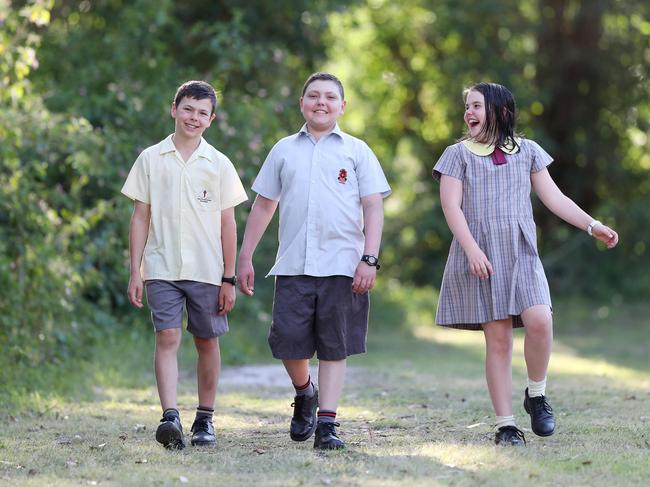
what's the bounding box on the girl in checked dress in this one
[432,82,619,445]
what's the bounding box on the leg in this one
[194,336,221,408]
[190,336,220,446]
[154,327,185,449]
[521,304,553,381]
[282,358,311,387]
[154,328,182,410]
[521,304,555,436]
[317,359,346,412]
[482,318,514,416]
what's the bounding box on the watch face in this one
[363,255,378,265]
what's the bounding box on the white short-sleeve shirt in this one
[252,124,391,277]
[121,134,248,285]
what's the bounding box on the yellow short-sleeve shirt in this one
[121,134,248,285]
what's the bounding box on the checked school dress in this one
[432,138,553,330]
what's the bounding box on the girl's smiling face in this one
[464,90,486,140]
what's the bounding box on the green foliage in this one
[327,0,650,296]
[1,0,649,399]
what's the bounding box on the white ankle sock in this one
[527,377,547,397]
[495,415,516,431]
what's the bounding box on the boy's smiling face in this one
[300,80,346,134]
[171,97,215,140]
[464,90,486,140]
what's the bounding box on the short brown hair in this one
[301,72,345,99]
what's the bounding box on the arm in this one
[352,193,384,294]
[236,195,279,296]
[218,206,237,315]
[440,175,493,279]
[531,169,619,248]
[127,201,151,308]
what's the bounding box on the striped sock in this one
[195,405,214,421]
[495,415,516,431]
[317,410,337,424]
[527,377,547,397]
[293,377,315,397]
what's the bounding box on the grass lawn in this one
[1,294,649,486]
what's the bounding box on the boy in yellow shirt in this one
[122,80,247,449]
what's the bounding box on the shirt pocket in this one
[191,179,220,212]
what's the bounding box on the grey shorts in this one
[145,280,229,338]
[269,275,369,361]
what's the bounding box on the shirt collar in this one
[298,123,344,140]
[461,137,521,156]
[159,134,211,161]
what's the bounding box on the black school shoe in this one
[495,425,526,446]
[190,417,216,446]
[523,388,556,436]
[289,387,319,441]
[313,421,345,450]
[155,413,185,450]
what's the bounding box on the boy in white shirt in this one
[237,72,390,449]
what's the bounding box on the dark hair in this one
[463,82,519,150]
[302,72,345,100]
[173,80,218,114]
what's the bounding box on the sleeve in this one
[355,141,391,199]
[432,144,465,182]
[121,151,150,204]
[251,143,283,201]
[528,140,554,173]
[219,158,248,210]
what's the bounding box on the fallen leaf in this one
[90,443,106,450]
[119,433,128,440]
[582,460,592,466]
[135,459,148,464]
[253,448,266,455]
[134,424,146,432]
[180,476,189,483]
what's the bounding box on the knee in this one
[525,315,553,339]
[156,328,181,349]
[194,336,219,354]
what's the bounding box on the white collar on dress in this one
[461,137,521,156]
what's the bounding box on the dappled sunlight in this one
[411,324,650,388]
[416,442,521,473]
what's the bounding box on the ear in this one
[170,103,177,118]
[340,99,347,114]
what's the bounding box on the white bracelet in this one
[587,220,602,236]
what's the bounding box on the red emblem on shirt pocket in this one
[338,169,348,184]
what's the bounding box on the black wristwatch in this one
[361,254,381,270]
[221,276,237,286]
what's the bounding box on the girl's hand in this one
[466,247,494,279]
[592,224,619,249]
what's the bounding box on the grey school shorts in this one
[269,275,369,361]
[145,280,229,338]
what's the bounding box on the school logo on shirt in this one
[338,169,348,184]
[197,190,212,203]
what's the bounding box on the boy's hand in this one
[465,246,493,279]
[218,283,236,315]
[127,274,144,308]
[237,260,255,296]
[592,224,619,249]
[352,262,376,294]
